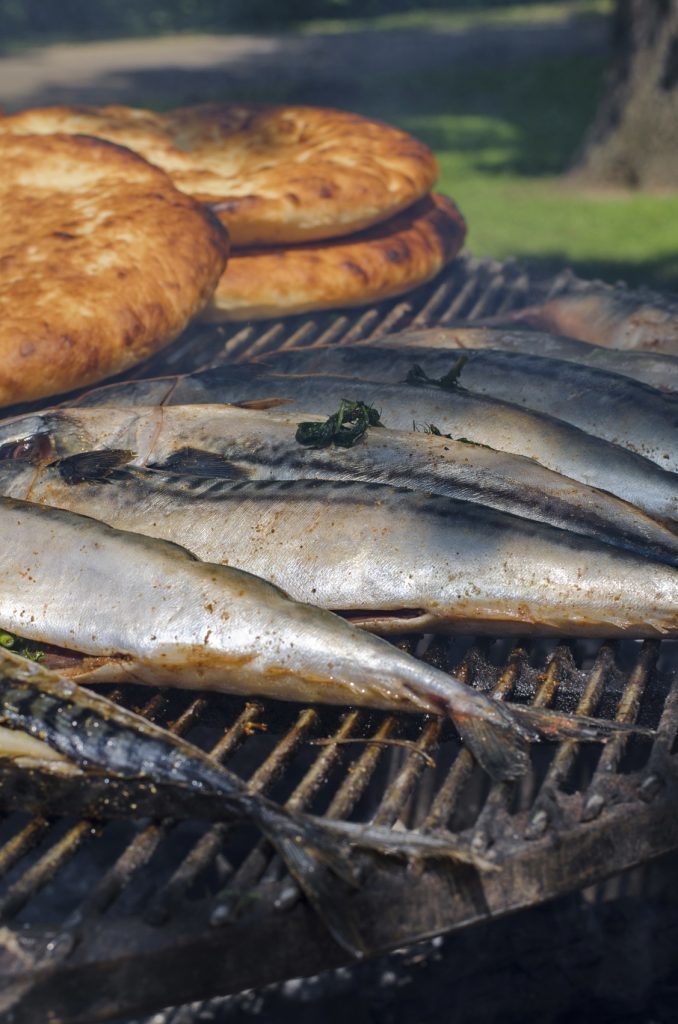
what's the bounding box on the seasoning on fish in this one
[253,345,678,474]
[63,364,678,524]
[369,326,678,394]
[0,408,677,567]
[0,497,641,783]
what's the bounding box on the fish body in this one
[66,365,678,524]
[368,327,678,393]
[255,345,678,474]
[2,471,675,640]
[1,407,677,567]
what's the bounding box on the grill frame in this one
[0,257,677,1024]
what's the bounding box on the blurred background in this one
[0,0,676,290]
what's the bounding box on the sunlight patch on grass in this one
[445,173,678,287]
[300,0,612,36]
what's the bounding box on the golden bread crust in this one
[0,104,438,247]
[201,194,465,321]
[0,133,229,406]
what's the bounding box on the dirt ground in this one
[0,16,606,111]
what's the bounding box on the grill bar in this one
[144,702,265,924]
[581,642,658,822]
[526,643,615,838]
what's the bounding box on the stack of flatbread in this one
[0,104,465,326]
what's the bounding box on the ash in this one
[126,855,678,1024]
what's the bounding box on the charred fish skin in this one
[2,493,574,783]
[255,345,678,474]
[1,406,677,568]
[0,648,370,955]
[373,326,678,394]
[5,468,677,640]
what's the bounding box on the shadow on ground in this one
[503,253,678,292]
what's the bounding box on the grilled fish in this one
[367,326,678,393]
[2,471,675,640]
[254,345,678,473]
[2,493,629,785]
[493,285,678,356]
[65,366,678,524]
[0,409,676,567]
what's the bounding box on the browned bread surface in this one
[0,132,229,406]
[0,104,438,247]
[202,193,466,321]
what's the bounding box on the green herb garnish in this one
[296,400,384,449]
[404,356,468,391]
[0,630,44,661]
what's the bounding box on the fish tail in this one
[506,703,652,741]
[449,696,650,781]
[254,801,367,958]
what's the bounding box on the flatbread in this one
[0,104,439,247]
[0,132,228,406]
[201,194,465,322]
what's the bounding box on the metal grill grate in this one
[0,257,677,1024]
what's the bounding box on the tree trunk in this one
[569,0,678,188]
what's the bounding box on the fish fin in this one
[319,819,497,872]
[53,449,134,484]
[451,707,532,781]
[153,447,250,480]
[256,804,366,957]
[505,703,654,742]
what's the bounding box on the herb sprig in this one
[0,630,44,661]
[296,400,384,449]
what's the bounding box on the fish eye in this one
[0,433,53,463]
